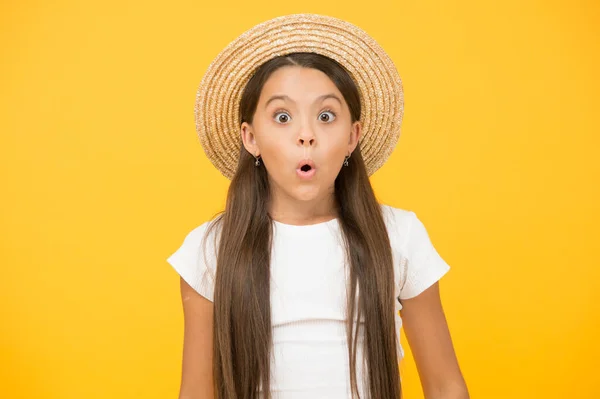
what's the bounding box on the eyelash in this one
[273,108,337,122]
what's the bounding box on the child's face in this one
[241,66,361,204]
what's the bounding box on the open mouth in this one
[296,160,316,179]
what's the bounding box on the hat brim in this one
[194,13,404,180]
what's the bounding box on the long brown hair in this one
[204,52,400,399]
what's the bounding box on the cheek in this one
[320,136,349,168]
[322,150,346,177]
[258,136,289,168]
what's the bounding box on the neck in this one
[268,185,338,226]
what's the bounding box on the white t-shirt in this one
[166,203,450,398]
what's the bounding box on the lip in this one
[296,159,317,180]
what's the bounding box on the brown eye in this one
[274,111,291,124]
[319,111,336,123]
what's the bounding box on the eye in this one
[319,110,336,123]
[273,110,291,124]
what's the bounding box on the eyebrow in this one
[264,93,342,109]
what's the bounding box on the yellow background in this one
[1,1,599,398]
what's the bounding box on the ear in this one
[240,122,260,157]
[348,120,362,154]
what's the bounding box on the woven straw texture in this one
[194,13,404,180]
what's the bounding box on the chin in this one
[289,185,322,202]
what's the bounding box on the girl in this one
[167,14,468,399]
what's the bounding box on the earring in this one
[343,153,351,167]
[254,155,261,166]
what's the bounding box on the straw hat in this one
[194,13,404,180]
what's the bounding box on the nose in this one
[297,127,316,147]
[298,137,315,146]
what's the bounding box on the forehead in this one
[259,66,342,102]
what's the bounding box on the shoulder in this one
[180,220,211,243]
[168,214,224,272]
[380,203,418,251]
[380,203,414,227]
[380,203,451,299]
[166,214,224,301]
[179,214,223,250]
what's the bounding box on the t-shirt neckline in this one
[272,216,339,236]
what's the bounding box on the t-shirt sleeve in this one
[166,221,217,302]
[399,211,451,300]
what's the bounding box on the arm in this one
[178,277,215,399]
[400,281,469,399]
